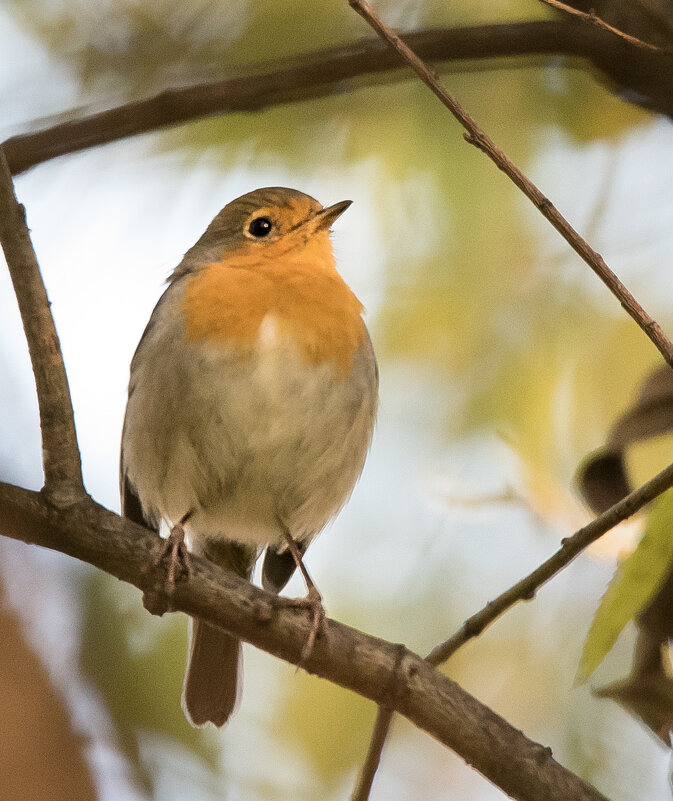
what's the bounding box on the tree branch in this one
[0,149,84,503]
[352,459,673,800]
[348,0,673,370]
[433,461,673,658]
[0,481,610,801]
[0,12,665,799]
[347,3,673,795]
[4,18,673,176]
[540,0,662,50]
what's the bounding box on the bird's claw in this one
[159,524,192,595]
[281,585,328,664]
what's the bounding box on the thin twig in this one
[348,0,673,370]
[0,481,610,801]
[0,149,84,503]
[428,460,673,664]
[346,2,673,795]
[4,19,673,175]
[540,0,663,51]
[353,456,673,799]
[352,707,394,801]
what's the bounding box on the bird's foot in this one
[159,524,192,595]
[275,523,328,662]
[280,584,328,664]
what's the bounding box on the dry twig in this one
[540,0,663,50]
[0,113,610,801]
[430,461,673,661]
[352,459,673,800]
[348,0,673,368]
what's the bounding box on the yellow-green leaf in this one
[577,489,673,683]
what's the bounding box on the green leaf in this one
[577,490,673,683]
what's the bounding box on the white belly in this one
[122,308,377,549]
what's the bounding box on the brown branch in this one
[0,481,610,801]
[347,5,673,795]
[352,707,394,801]
[0,132,613,793]
[4,18,673,176]
[0,12,665,799]
[348,0,673,370]
[540,0,662,50]
[0,149,84,503]
[353,459,673,799]
[429,460,673,663]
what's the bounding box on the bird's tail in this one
[181,538,256,727]
[182,618,241,727]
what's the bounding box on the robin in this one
[120,187,378,727]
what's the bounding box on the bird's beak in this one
[315,200,352,230]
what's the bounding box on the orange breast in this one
[182,231,366,375]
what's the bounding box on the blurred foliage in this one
[277,671,374,788]
[629,434,673,490]
[5,0,361,94]
[80,571,218,793]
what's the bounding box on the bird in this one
[120,186,378,727]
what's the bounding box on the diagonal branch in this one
[347,3,673,796]
[540,0,662,50]
[430,460,673,664]
[348,0,673,368]
[352,459,673,800]
[4,18,673,176]
[0,149,84,503]
[0,480,610,801]
[0,119,610,800]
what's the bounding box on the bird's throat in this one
[182,240,365,375]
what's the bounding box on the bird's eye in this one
[248,217,273,238]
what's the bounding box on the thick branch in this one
[4,19,673,176]
[0,482,609,801]
[347,7,673,796]
[0,13,663,801]
[0,150,84,502]
[349,0,673,369]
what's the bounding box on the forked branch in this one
[347,1,673,798]
[0,112,609,801]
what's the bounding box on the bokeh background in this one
[1,1,672,799]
